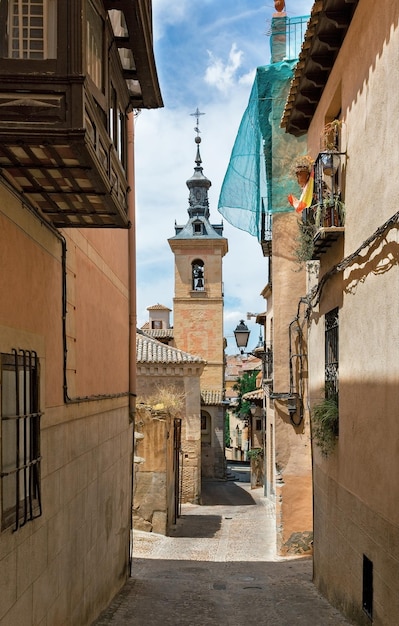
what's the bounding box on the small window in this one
[325,308,339,401]
[151,320,162,329]
[192,259,204,291]
[109,86,117,145]
[108,87,126,168]
[201,411,211,443]
[193,221,203,235]
[255,419,262,431]
[117,108,125,165]
[362,555,373,619]
[1,350,42,531]
[86,0,104,91]
[1,0,57,59]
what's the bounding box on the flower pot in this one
[295,167,310,188]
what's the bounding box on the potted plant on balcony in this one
[320,119,342,176]
[315,191,346,229]
[292,154,314,188]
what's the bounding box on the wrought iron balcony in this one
[302,152,345,259]
[261,209,272,257]
[263,345,273,382]
[252,341,273,382]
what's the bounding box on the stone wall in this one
[133,405,176,534]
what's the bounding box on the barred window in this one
[1,350,42,531]
[325,308,339,401]
[0,0,57,59]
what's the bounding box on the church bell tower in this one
[168,110,228,478]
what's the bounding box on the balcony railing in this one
[253,341,273,382]
[261,209,272,257]
[269,15,309,62]
[264,345,273,382]
[302,152,345,259]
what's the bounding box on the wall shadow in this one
[93,557,340,626]
[200,479,256,506]
[170,514,222,538]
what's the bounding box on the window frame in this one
[0,349,42,532]
[192,259,205,292]
[0,0,57,60]
[325,307,339,401]
[86,0,104,93]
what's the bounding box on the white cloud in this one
[135,101,267,354]
[204,44,244,93]
[152,0,191,40]
[135,0,314,353]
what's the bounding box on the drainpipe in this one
[127,111,137,575]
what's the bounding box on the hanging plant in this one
[247,447,264,461]
[294,217,315,268]
[321,119,342,151]
[311,397,339,457]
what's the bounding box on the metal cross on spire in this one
[190,107,205,136]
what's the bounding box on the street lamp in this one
[233,319,268,496]
[233,320,250,353]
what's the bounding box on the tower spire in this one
[186,108,211,219]
[190,107,205,166]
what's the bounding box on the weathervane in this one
[190,107,205,137]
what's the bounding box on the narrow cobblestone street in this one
[93,468,353,626]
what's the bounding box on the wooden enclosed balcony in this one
[0,117,130,228]
[0,0,162,228]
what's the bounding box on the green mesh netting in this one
[218,60,307,239]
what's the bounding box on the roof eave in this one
[281,0,359,136]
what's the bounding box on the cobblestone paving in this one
[92,478,354,626]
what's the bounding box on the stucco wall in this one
[136,369,202,505]
[271,212,313,555]
[0,184,132,625]
[133,405,176,534]
[306,1,399,622]
[201,405,225,479]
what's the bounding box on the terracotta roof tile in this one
[137,330,204,365]
[146,303,172,311]
[201,389,225,405]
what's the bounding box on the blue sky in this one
[134,0,314,353]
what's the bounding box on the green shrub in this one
[312,397,339,457]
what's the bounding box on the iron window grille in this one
[325,308,339,401]
[1,350,42,531]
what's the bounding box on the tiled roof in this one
[242,387,264,401]
[136,330,204,365]
[201,389,225,405]
[144,328,174,340]
[225,354,262,379]
[147,303,171,311]
[281,0,359,135]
